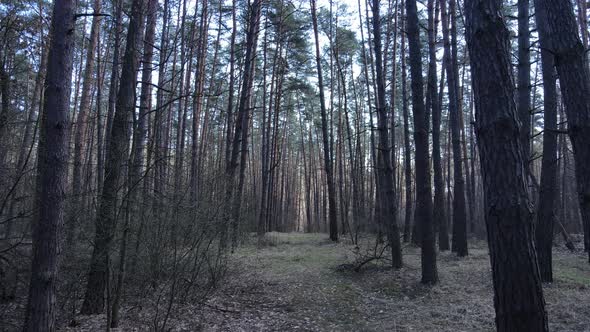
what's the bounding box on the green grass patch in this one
[554,267,590,287]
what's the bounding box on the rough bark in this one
[67,0,102,247]
[0,61,10,169]
[81,0,145,314]
[535,44,558,282]
[535,0,590,263]
[110,0,156,325]
[225,0,237,170]
[406,0,437,283]
[442,0,468,256]
[190,0,209,205]
[372,0,402,268]
[104,0,123,158]
[223,0,262,248]
[311,0,338,241]
[400,18,412,244]
[465,0,549,330]
[437,55,451,251]
[23,0,75,328]
[517,0,531,165]
[259,16,270,238]
[429,0,447,251]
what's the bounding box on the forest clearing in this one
[118,233,590,332]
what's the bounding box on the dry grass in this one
[194,232,590,331]
[2,232,589,331]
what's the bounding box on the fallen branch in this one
[352,242,391,272]
[200,302,240,314]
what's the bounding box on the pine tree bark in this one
[311,0,338,241]
[225,0,237,170]
[387,0,400,174]
[110,0,156,325]
[23,0,75,328]
[104,0,123,158]
[190,0,209,205]
[0,65,9,159]
[406,0,437,283]
[372,0,402,267]
[258,17,270,238]
[517,0,531,166]
[534,40,558,282]
[81,0,145,314]
[400,20,413,244]
[429,0,447,252]
[441,0,467,256]
[465,0,548,330]
[437,55,451,250]
[0,60,10,175]
[67,0,102,247]
[223,0,262,248]
[535,0,590,263]
[230,55,255,250]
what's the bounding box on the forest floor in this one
[192,232,590,332]
[3,232,590,331]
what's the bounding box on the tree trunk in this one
[517,0,531,167]
[104,0,123,159]
[372,0,402,267]
[0,63,9,161]
[23,0,75,328]
[190,0,209,205]
[110,0,157,325]
[534,42,558,282]
[230,52,255,250]
[535,0,590,263]
[258,16,270,238]
[311,0,338,241]
[81,0,145,314]
[67,0,102,247]
[442,0,468,256]
[406,0,437,283]
[401,17,413,244]
[437,54,451,251]
[225,0,237,171]
[429,0,447,252]
[465,0,548,330]
[223,0,262,248]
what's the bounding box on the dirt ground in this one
[3,232,590,331]
[192,233,590,332]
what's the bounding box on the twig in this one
[200,302,240,314]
